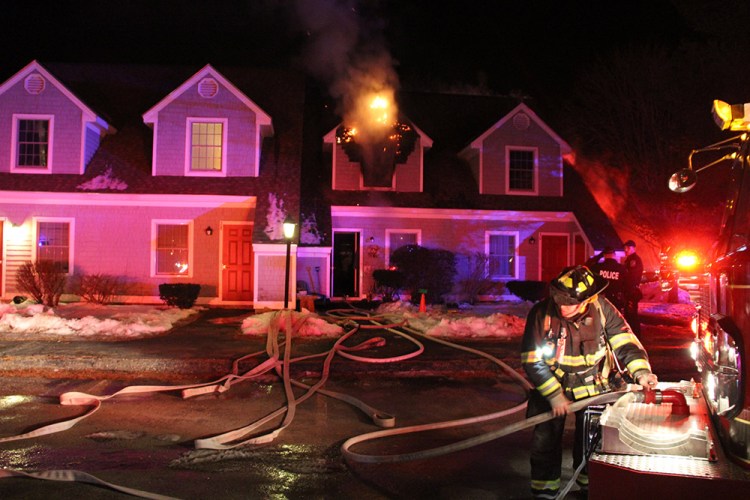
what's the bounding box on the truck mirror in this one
[668,168,697,193]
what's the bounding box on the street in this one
[0,319,697,499]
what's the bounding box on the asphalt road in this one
[0,319,696,499]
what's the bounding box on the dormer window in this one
[507,147,537,194]
[11,114,53,172]
[186,118,227,175]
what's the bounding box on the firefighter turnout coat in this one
[521,296,652,401]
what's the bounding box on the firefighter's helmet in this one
[549,265,609,305]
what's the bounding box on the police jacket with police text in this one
[521,296,652,401]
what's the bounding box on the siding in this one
[0,77,84,174]
[0,195,254,301]
[152,79,259,177]
[480,117,563,196]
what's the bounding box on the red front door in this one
[222,224,253,302]
[541,234,569,283]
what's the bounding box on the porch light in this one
[205,226,213,236]
[283,216,297,309]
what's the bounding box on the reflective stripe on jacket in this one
[521,296,651,401]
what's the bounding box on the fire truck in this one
[585,100,750,498]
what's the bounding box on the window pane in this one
[18,119,49,167]
[156,224,189,274]
[37,221,70,272]
[488,234,516,278]
[509,150,534,191]
[389,232,418,258]
[190,122,223,171]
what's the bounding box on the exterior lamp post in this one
[283,217,297,309]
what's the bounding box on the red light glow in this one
[674,250,700,271]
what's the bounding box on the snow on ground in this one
[0,297,696,342]
[0,302,198,341]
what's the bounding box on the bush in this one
[458,252,494,304]
[159,283,201,309]
[75,273,122,305]
[16,260,67,307]
[372,269,404,302]
[506,280,549,302]
[390,245,456,304]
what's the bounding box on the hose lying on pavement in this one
[0,306,633,499]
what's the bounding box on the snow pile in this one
[377,300,529,339]
[0,297,695,342]
[241,310,344,338]
[76,167,128,191]
[0,303,197,340]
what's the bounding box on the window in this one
[16,117,51,169]
[154,222,192,276]
[508,148,535,192]
[487,232,517,279]
[36,220,71,273]
[386,230,420,265]
[188,119,226,173]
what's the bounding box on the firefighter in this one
[585,246,626,312]
[623,240,644,334]
[521,265,657,499]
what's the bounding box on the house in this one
[0,60,304,308]
[300,90,621,302]
[0,60,620,308]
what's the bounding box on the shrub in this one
[458,252,494,304]
[506,280,549,302]
[372,269,404,302]
[390,245,456,304]
[159,283,201,309]
[16,260,67,307]
[75,273,122,305]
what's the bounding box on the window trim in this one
[505,146,538,195]
[184,117,228,177]
[11,114,54,173]
[32,217,74,275]
[485,230,519,279]
[385,229,421,268]
[151,219,194,278]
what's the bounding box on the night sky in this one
[1,1,694,100]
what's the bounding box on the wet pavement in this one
[0,305,698,499]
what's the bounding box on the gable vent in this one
[513,113,530,130]
[24,73,46,95]
[198,78,219,98]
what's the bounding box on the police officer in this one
[586,246,626,312]
[521,265,657,499]
[623,240,644,334]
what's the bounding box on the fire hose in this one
[0,307,678,499]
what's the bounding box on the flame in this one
[369,94,390,125]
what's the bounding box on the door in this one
[541,234,569,282]
[332,232,359,298]
[222,224,253,301]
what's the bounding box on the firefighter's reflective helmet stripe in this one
[559,270,594,295]
[609,332,643,351]
[550,265,608,305]
[531,478,560,492]
[537,376,561,397]
[626,358,652,375]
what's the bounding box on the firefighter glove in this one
[637,372,658,388]
[549,393,571,417]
